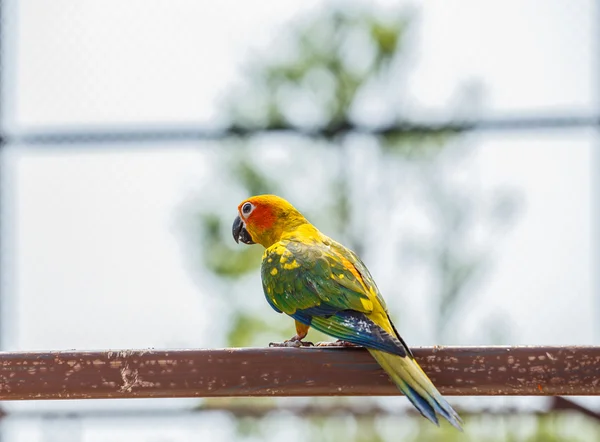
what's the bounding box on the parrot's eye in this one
[242,202,253,216]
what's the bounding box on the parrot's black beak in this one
[232,215,255,245]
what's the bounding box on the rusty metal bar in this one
[0,346,598,400]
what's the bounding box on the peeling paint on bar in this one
[0,346,597,400]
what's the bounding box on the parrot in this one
[232,194,462,430]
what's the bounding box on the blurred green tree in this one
[180,3,520,438]
[181,3,517,348]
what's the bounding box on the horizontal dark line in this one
[0,398,595,421]
[2,115,598,146]
[0,404,567,421]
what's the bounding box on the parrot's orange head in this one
[232,195,308,248]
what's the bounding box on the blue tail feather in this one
[401,382,439,426]
[429,392,463,430]
[399,359,463,430]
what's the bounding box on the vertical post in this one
[596,0,600,341]
[0,0,5,350]
[0,0,5,441]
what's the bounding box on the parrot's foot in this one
[269,335,314,347]
[315,340,360,347]
[269,340,314,348]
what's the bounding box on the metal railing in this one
[0,346,597,400]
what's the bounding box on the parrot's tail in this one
[368,349,463,430]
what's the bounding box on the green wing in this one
[261,237,408,356]
[261,238,374,315]
[335,241,390,312]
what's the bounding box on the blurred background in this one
[0,0,598,440]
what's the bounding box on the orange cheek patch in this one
[251,206,276,230]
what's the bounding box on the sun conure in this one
[232,194,462,430]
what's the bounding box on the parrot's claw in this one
[315,340,360,347]
[269,340,314,348]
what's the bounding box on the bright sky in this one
[2,0,598,439]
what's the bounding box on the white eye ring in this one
[242,202,254,216]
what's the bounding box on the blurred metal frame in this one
[0,397,597,422]
[2,115,600,147]
[0,4,6,441]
